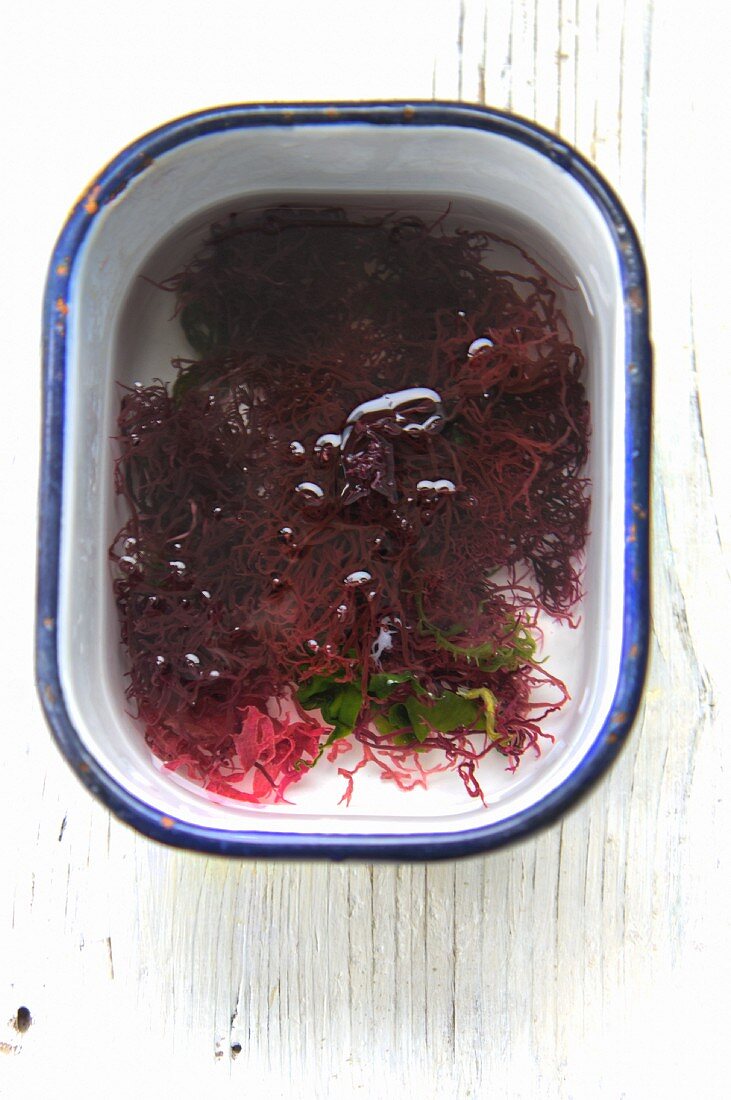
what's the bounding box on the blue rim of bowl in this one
[36,101,651,860]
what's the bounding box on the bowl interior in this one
[58,122,625,835]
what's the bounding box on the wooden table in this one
[2,1,729,1095]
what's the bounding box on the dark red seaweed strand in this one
[110,206,590,804]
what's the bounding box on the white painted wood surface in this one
[2,1,729,1095]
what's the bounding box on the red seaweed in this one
[110,206,590,805]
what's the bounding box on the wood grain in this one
[2,1,729,1096]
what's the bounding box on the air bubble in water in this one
[295,482,325,502]
[416,478,456,495]
[468,337,494,357]
[344,570,372,587]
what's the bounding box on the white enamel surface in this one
[58,122,625,835]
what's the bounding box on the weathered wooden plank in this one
[2,1,730,1096]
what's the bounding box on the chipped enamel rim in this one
[36,102,650,860]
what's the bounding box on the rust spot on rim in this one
[56,262,69,277]
[43,616,55,630]
[628,285,644,312]
[629,643,639,659]
[43,683,57,705]
[55,297,69,316]
[160,815,175,829]
[403,105,416,119]
[324,107,340,119]
[83,185,101,215]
